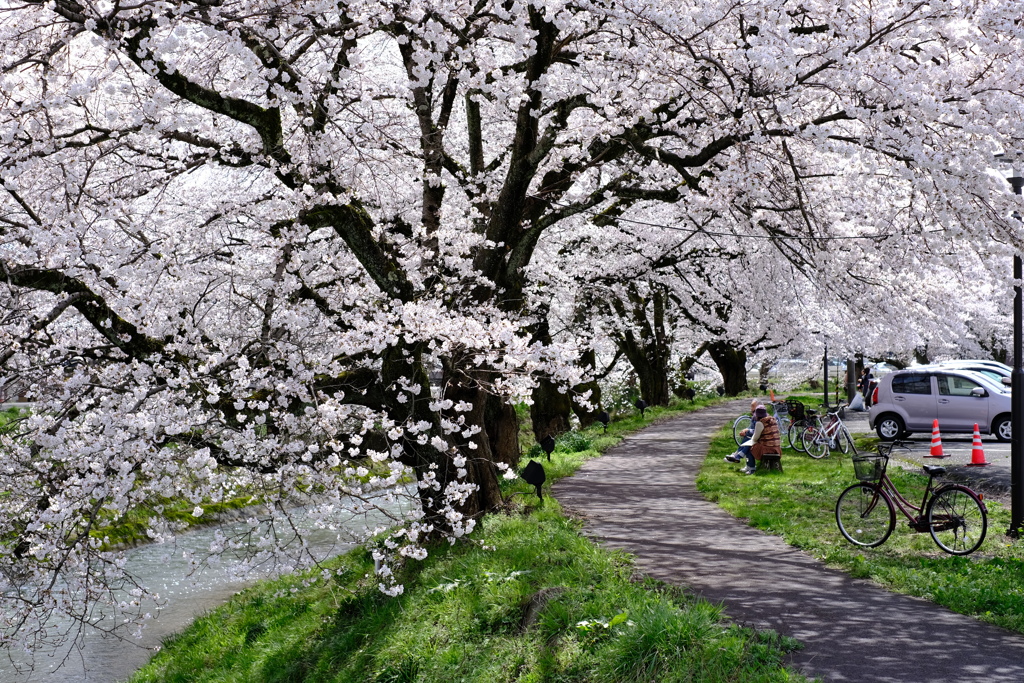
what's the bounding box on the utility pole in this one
[1008,166,1024,537]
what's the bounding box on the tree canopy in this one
[2,0,1023,653]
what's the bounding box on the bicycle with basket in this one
[835,443,988,555]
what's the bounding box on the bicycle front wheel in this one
[836,484,895,547]
[801,427,828,459]
[789,421,808,452]
[843,428,858,455]
[778,415,792,449]
[837,426,853,454]
[927,485,987,555]
[733,415,753,446]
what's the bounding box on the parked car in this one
[936,360,1011,385]
[939,359,1012,372]
[869,368,1011,441]
[869,362,900,377]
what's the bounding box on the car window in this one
[891,374,932,395]
[976,370,1003,381]
[937,375,982,396]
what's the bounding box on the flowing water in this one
[1,492,413,682]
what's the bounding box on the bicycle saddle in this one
[922,465,946,477]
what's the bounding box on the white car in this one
[936,360,1011,386]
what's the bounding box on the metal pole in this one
[823,342,829,409]
[847,358,857,402]
[1010,174,1024,537]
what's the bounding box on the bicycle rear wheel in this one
[778,415,792,448]
[927,485,987,555]
[801,426,828,459]
[836,483,895,547]
[733,415,753,446]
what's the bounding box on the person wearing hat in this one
[727,404,782,474]
[747,404,782,471]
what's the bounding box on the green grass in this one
[132,504,803,683]
[699,426,1024,634]
[0,407,26,433]
[130,395,808,682]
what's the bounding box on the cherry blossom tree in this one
[2,0,1024,655]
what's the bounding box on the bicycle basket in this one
[773,400,789,417]
[785,400,805,422]
[852,454,887,482]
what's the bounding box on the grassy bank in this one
[131,396,808,683]
[699,426,1024,634]
[0,406,25,432]
[96,495,258,549]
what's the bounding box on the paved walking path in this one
[553,402,1024,682]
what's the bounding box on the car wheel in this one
[875,414,905,441]
[993,415,1012,443]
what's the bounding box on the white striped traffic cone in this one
[925,419,947,458]
[966,423,989,467]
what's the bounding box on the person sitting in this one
[728,405,782,474]
[724,398,761,463]
[747,405,782,472]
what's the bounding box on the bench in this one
[759,454,783,472]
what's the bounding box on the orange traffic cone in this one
[769,389,776,402]
[966,423,990,467]
[925,419,947,458]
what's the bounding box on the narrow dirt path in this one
[553,402,1024,682]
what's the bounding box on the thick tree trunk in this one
[572,348,602,428]
[528,313,571,441]
[486,393,521,469]
[531,378,571,442]
[437,366,512,521]
[611,284,673,407]
[637,363,671,406]
[758,359,772,390]
[707,342,748,395]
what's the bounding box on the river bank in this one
[124,396,807,683]
[1,493,413,683]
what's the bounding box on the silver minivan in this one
[869,368,1011,441]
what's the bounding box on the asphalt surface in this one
[553,401,1024,682]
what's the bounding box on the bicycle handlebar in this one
[878,442,910,456]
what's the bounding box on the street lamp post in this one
[1000,156,1024,537]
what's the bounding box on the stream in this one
[1,491,414,682]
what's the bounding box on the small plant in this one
[557,431,594,453]
[575,611,634,643]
